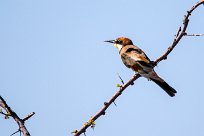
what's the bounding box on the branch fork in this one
[0,96,35,136]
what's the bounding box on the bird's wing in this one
[124,46,153,73]
[126,46,152,63]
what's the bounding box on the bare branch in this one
[0,96,35,136]
[154,1,204,66]
[73,1,204,135]
[74,74,141,136]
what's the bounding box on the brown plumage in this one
[105,37,177,97]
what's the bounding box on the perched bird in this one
[105,37,177,97]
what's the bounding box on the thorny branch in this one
[154,0,204,65]
[0,96,35,136]
[73,1,204,136]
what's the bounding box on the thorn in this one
[175,26,182,37]
[10,129,20,136]
[102,111,106,115]
[117,73,124,84]
[71,130,78,134]
[113,101,117,107]
[104,102,108,106]
[91,125,95,130]
[187,11,191,15]
[185,34,204,36]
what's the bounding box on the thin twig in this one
[10,129,20,136]
[113,101,117,107]
[117,73,125,84]
[22,112,35,122]
[154,1,204,66]
[74,1,204,135]
[185,34,204,36]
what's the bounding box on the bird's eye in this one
[116,40,122,44]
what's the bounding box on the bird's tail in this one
[150,77,177,97]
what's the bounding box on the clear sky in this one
[0,0,204,136]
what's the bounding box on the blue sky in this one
[0,0,204,136]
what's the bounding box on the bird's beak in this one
[104,40,115,43]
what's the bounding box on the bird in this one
[105,37,177,97]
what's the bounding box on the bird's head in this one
[105,37,133,50]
